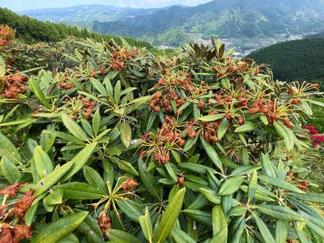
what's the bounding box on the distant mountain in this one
[248,38,324,83]
[20,0,324,51]
[92,0,324,47]
[21,5,156,27]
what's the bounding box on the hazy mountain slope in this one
[92,0,324,46]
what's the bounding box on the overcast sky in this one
[0,0,211,11]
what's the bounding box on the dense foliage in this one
[0,7,152,48]
[248,38,324,84]
[1,27,324,243]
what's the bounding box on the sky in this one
[0,0,211,11]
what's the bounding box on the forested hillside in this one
[248,38,324,85]
[0,7,152,48]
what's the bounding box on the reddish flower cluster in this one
[140,116,185,164]
[248,99,293,128]
[297,180,309,192]
[0,25,14,47]
[177,176,185,186]
[0,224,32,243]
[1,74,29,98]
[81,97,96,119]
[121,178,139,192]
[204,121,219,144]
[109,48,138,71]
[0,184,35,241]
[59,82,75,90]
[98,210,111,233]
[13,190,35,219]
[149,90,184,113]
[304,124,324,148]
[186,120,199,138]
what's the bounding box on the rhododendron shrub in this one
[0,31,324,242]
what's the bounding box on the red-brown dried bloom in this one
[121,178,139,192]
[98,210,111,233]
[12,225,32,242]
[0,183,25,198]
[13,190,35,219]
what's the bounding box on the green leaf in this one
[234,121,257,133]
[257,204,305,221]
[0,157,21,183]
[155,188,186,243]
[114,80,121,104]
[212,205,227,241]
[179,163,217,174]
[116,159,139,176]
[274,121,294,151]
[91,78,108,96]
[31,211,88,243]
[248,171,257,201]
[33,161,74,196]
[108,229,140,243]
[287,192,324,203]
[139,207,153,243]
[198,114,225,122]
[0,131,22,163]
[253,214,275,243]
[259,175,304,193]
[33,146,54,178]
[119,121,132,148]
[200,136,222,171]
[61,113,89,141]
[92,108,101,136]
[55,182,105,200]
[199,188,221,204]
[0,55,5,78]
[275,220,288,243]
[62,142,97,181]
[217,118,229,140]
[218,176,244,196]
[116,199,142,222]
[261,153,277,178]
[29,77,51,108]
[138,159,160,199]
[182,209,212,226]
[77,215,104,243]
[83,166,107,193]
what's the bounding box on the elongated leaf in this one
[0,157,21,183]
[91,78,108,96]
[261,153,277,177]
[62,142,97,181]
[212,205,227,241]
[218,176,244,196]
[234,121,257,133]
[200,136,222,170]
[275,220,288,243]
[119,121,132,148]
[274,121,294,151]
[155,188,186,243]
[31,211,88,243]
[287,192,324,203]
[253,214,275,243]
[0,55,5,78]
[108,229,140,243]
[138,159,160,199]
[61,113,88,141]
[0,131,22,163]
[182,209,212,226]
[198,114,225,122]
[83,166,107,193]
[33,146,54,178]
[29,77,51,108]
[116,199,142,222]
[139,207,153,243]
[257,204,304,221]
[199,188,221,204]
[217,118,229,140]
[55,182,105,200]
[259,175,304,193]
[248,171,257,201]
[33,161,74,196]
[92,109,101,136]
